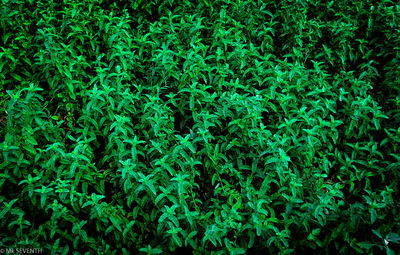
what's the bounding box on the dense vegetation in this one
[1,0,400,254]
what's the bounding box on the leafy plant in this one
[1,0,399,254]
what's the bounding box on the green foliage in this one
[1,0,400,254]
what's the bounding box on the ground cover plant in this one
[1,0,400,254]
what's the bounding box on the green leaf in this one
[372,229,382,239]
[357,241,375,249]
